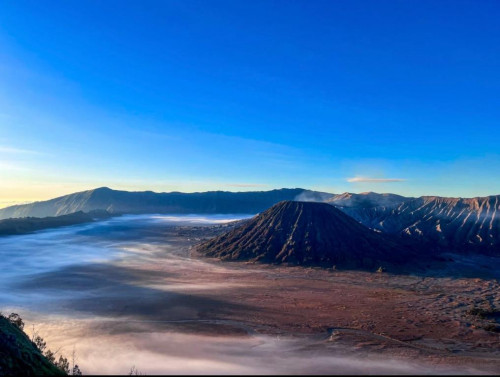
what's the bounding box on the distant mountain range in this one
[198,201,421,270]
[0,187,333,219]
[0,187,498,253]
[327,191,410,208]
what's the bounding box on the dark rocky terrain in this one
[334,194,500,254]
[197,201,422,270]
[0,316,65,376]
[0,210,111,236]
[0,187,334,219]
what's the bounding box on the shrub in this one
[2,312,84,375]
[7,313,24,330]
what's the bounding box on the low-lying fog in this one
[0,214,249,311]
[0,215,489,375]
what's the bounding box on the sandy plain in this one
[2,216,499,374]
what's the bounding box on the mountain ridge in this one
[197,200,422,270]
[1,188,498,253]
[327,191,411,208]
[0,210,111,236]
[334,194,500,254]
[0,187,334,220]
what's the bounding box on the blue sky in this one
[0,0,499,205]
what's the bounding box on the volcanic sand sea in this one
[1,214,499,374]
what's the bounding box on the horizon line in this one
[1,186,499,210]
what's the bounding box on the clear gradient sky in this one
[0,0,499,206]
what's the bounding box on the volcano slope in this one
[197,201,423,271]
[333,195,500,255]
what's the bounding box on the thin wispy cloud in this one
[0,145,40,154]
[347,177,406,183]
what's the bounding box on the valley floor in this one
[3,217,499,374]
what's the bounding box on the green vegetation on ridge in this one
[0,313,83,375]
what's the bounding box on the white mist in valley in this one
[0,214,494,374]
[23,317,481,375]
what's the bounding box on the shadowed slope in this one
[336,195,500,254]
[198,201,421,270]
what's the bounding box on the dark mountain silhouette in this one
[0,187,334,220]
[333,194,500,254]
[0,210,111,236]
[198,201,422,270]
